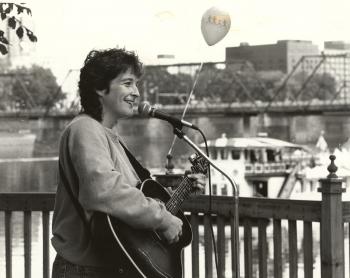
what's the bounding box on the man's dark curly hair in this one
[78,48,143,122]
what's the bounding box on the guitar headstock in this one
[188,153,209,175]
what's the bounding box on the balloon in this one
[201,6,231,46]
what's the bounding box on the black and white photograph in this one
[0,1,349,277]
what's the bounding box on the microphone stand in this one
[173,127,240,278]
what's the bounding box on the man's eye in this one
[124,82,132,86]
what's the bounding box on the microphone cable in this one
[196,127,219,278]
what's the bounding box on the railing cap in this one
[318,155,346,193]
[327,155,338,178]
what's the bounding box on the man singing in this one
[51,47,205,278]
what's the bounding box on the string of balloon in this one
[166,6,231,158]
[164,6,233,278]
[166,61,203,157]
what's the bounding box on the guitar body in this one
[107,179,192,278]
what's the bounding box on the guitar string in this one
[166,180,187,213]
[168,178,190,209]
[166,178,189,209]
[166,157,207,214]
[166,177,193,214]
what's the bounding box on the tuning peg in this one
[188,153,198,164]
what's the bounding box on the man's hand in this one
[165,172,206,195]
[158,215,183,244]
[187,173,206,194]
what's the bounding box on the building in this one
[225,40,320,73]
[323,41,350,55]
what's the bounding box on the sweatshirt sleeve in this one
[66,118,174,231]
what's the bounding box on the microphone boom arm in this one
[173,127,240,278]
[173,128,239,196]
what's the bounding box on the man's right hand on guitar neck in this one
[158,215,183,244]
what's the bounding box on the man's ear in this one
[96,89,106,97]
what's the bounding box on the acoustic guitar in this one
[106,153,208,278]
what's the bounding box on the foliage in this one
[287,72,337,101]
[194,64,283,103]
[0,65,66,110]
[140,67,192,104]
[0,3,37,55]
[140,62,338,105]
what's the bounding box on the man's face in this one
[98,68,140,120]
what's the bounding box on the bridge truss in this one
[140,54,350,114]
[11,54,348,116]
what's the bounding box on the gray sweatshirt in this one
[51,114,174,266]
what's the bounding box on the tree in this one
[4,65,66,110]
[0,3,37,55]
[140,66,193,105]
[288,72,337,101]
[195,63,281,103]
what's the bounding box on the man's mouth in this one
[124,100,134,107]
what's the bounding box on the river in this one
[1,112,350,192]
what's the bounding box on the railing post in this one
[318,155,345,278]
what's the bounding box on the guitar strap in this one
[118,140,152,182]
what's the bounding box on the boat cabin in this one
[201,133,311,198]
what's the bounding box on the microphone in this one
[138,102,199,130]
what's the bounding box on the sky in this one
[10,0,350,99]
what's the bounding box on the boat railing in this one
[245,162,289,175]
[0,156,347,278]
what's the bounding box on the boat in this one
[199,133,313,198]
[152,133,313,199]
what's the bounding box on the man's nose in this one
[132,86,140,97]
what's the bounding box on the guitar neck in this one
[165,176,193,215]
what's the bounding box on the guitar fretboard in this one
[165,176,193,215]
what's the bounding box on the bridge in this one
[0,99,349,120]
[154,99,350,117]
[0,53,349,119]
[139,53,350,116]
